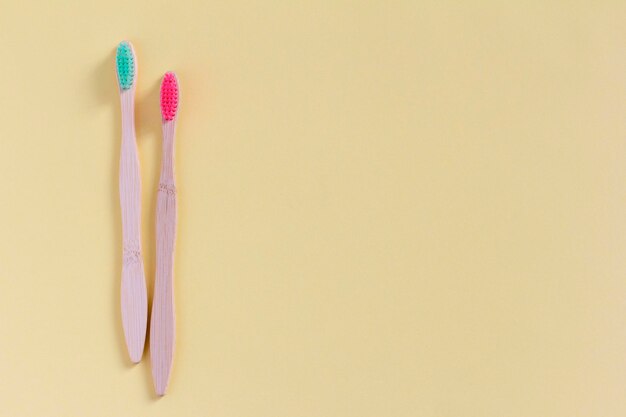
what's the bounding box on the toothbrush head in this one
[116,41,136,90]
[160,72,179,121]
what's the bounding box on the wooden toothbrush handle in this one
[119,119,147,363]
[150,179,177,395]
[120,248,147,363]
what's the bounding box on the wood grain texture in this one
[119,88,147,364]
[150,119,177,395]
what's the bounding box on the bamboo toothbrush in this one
[151,72,180,395]
[116,41,147,363]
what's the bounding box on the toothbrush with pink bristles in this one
[116,41,147,364]
[150,72,180,395]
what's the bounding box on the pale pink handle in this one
[119,89,147,363]
[150,120,177,395]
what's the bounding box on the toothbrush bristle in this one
[116,41,136,90]
[160,72,179,121]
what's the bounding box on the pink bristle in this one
[160,72,179,121]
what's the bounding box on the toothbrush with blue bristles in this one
[116,40,147,363]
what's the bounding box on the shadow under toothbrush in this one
[136,77,164,399]
[136,80,162,314]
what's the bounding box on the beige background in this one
[1,1,626,416]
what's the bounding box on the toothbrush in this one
[116,41,147,363]
[151,72,179,395]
